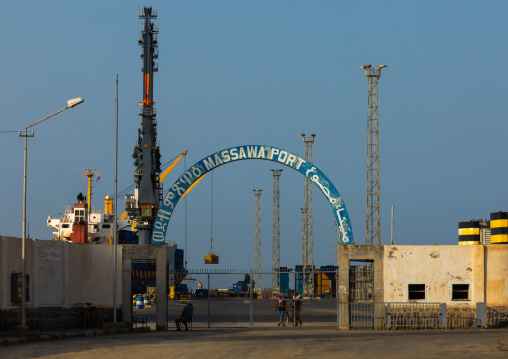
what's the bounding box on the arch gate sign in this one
[151,145,354,245]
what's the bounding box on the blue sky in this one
[1,1,507,269]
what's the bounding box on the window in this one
[140,205,153,218]
[408,284,426,300]
[62,224,70,229]
[75,209,85,222]
[102,224,111,229]
[452,284,469,300]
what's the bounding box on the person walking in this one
[276,293,287,326]
[175,300,193,331]
[294,294,303,326]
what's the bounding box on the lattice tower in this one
[300,133,315,297]
[253,189,263,294]
[270,169,282,295]
[360,64,387,245]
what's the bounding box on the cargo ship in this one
[46,167,135,244]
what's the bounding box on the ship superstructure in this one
[47,168,132,244]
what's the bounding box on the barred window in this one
[408,284,425,300]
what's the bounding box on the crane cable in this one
[209,171,215,255]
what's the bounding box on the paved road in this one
[3,328,508,359]
[140,298,339,329]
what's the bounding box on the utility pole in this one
[301,133,315,297]
[253,189,263,296]
[360,64,387,245]
[133,7,161,244]
[271,169,282,296]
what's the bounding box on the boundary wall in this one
[0,236,122,308]
[338,244,508,306]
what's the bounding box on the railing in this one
[486,305,508,328]
[138,107,157,116]
[338,302,446,330]
[447,316,475,329]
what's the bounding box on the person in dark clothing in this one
[276,293,287,326]
[175,300,193,331]
[294,294,303,326]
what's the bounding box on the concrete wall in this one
[0,236,122,308]
[383,245,482,305]
[339,243,508,307]
[485,245,508,306]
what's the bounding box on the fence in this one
[151,269,504,331]
[166,269,338,329]
[486,305,508,328]
[338,302,446,330]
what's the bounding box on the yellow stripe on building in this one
[458,228,480,236]
[490,219,508,228]
[458,241,480,245]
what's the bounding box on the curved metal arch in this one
[151,145,354,244]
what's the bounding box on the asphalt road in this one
[3,328,508,359]
[139,298,338,329]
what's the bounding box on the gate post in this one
[476,302,486,328]
[439,303,447,329]
[338,302,350,330]
[207,273,211,328]
[249,270,254,329]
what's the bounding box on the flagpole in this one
[113,74,118,322]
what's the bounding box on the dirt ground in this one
[2,327,508,359]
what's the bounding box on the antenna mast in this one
[253,189,263,296]
[79,166,100,213]
[360,64,387,245]
[301,134,315,297]
[271,169,282,296]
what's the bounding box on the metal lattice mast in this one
[271,169,282,295]
[360,64,387,245]
[300,207,306,296]
[301,133,315,297]
[253,189,263,293]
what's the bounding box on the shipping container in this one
[233,283,248,293]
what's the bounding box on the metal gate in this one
[349,262,373,302]
[338,302,447,330]
[348,262,374,328]
[166,269,339,329]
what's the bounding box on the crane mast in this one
[133,7,162,244]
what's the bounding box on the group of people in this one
[276,293,303,327]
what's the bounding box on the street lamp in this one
[18,97,84,329]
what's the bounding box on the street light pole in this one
[18,97,84,329]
